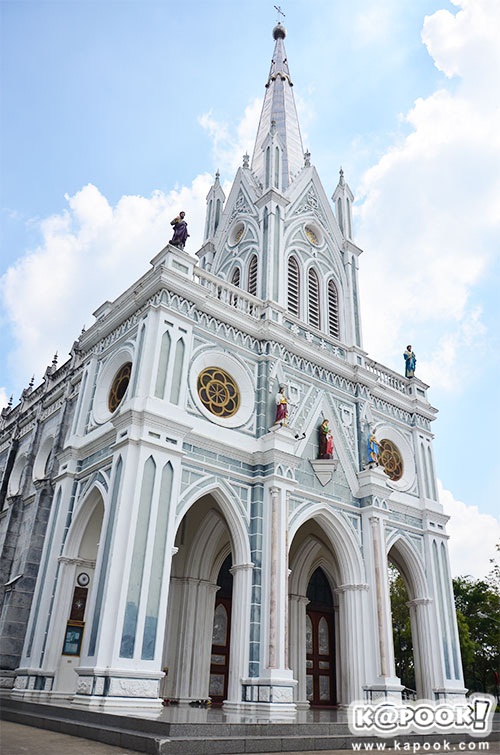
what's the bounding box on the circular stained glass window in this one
[378,439,403,481]
[197,367,240,418]
[108,362,132,413]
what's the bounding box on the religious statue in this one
[318,419,334,459]
[367,432,379,465]
[403,345,416,378]
[169,211,189,250]
[274,385,288,426]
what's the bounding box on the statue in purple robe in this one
[170,211,189,250]
[275,385,288,426]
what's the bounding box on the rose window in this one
[108,362,132,413]
[197,368,240,418]
[378,439,403,481]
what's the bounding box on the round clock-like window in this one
[197,367,240,418]
[378,439,403,481]
[108,362,132,413]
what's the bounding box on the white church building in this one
[0,23,465,715]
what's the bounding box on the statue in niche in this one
[318,419,334,459]
[274,385,289,426]
[403,344,416,378]
[169,211,189,250]
[367,431,380,466]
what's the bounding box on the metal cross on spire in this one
[274,4,286,22]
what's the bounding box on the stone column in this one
[407,597,435,700]
[288,593,309,707]
[240,485,296,714]
[335,583,368,704]
[226,562,253,704]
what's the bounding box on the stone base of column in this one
[433,686,468,702]
[240,671,297,715]
[71,667,163,711]
[363,679,404,702]
[0,670,16,690]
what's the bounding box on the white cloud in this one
[199,98,261,176]
[439,480,500,580]
[356,0,500,388]
[0,175,213,391]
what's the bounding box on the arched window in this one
[308,267,320,329]
[265,146,271,188]
[287,256,300,316]
[214,199,221,232]
[231,267,240,287]
[248,255,258,296]
[327,279,340,338]
[337,198,343,233]
[274,146,280,188]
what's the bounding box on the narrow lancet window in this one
[327,279,340,338]
[308,267,320,329]
[287,256,300,316]
[248,255,258,296]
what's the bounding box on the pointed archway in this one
[51,488,105,694]
[288,507,366,707]
[162,491,251,706]
[387,535,436,700]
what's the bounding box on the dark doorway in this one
[306,567,337,706]
[209,555,233,704]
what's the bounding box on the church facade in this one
[0,24,465,714]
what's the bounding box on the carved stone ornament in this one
[309,459,338,486]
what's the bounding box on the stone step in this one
[2,698,498,755]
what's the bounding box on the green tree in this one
[453,574,500,696]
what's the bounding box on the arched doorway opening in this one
[53,491,104,694]
[388,562,415,695]
[387,538,434,700]
[162,494,241,704]
[209,554,233,705]
[306,567,337,706]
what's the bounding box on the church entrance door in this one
[209,555,233,704]
[306,568,337,706]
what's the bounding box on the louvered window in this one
[328,279,340,338]
[287,256,300,316]
[248,255,258,296]
[308,268,320,329]
[231,268,240,287]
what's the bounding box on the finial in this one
[304,150,311,167]
[29,375,35,389]
[243,152,250,169]
[8,395,13,408]
[215,169,220,182]
[52,352,58,369]
[339,166,345,185]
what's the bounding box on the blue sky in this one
[1,0,499,578]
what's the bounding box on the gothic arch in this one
[176,478,252,568]
[386,533,428,600]
[290,504,365,586]
[62,483,106,561]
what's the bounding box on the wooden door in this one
[306,567,337,706]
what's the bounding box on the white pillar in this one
[288,593,309,707]
[226,562,253,704]
[335,583,368,703]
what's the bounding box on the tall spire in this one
[251,23,304,191]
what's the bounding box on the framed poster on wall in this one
[62,623,84,656]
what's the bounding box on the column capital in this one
[335,583,369,593]
[230,562,254,574]
[406,597,433,607]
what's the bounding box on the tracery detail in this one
[197,368,240,418]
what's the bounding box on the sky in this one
[1,0,499,581]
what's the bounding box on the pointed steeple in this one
[251,23,304,191]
